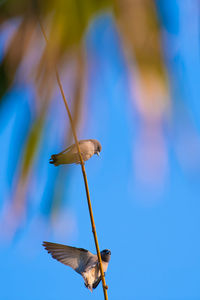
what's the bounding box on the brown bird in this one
[42,241,111,292]
[49,139,102,166]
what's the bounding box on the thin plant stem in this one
[39,21,109,300]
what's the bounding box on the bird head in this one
[101,249,111,262]
[94,140,102,156]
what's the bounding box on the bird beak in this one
[97,151,100,156]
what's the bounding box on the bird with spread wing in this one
[43,241,111,292]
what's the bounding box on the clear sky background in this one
[0,1,200,300]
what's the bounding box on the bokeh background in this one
[0,1,200,299]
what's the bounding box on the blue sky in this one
[1,1,200,300]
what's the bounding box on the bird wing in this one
[43,241,97,274]
[57,140,90,156]
[57,144,74,156]
[57,140,94,156]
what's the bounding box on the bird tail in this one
[92,277,102,289]
[49,154,58,166]
[84,282,93,292]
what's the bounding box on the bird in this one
[42,241,111,292]
[49,139,102,166]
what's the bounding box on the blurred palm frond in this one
[0,0,170,236]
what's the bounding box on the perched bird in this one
[49,139,102,166]
[42,241,111,292]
